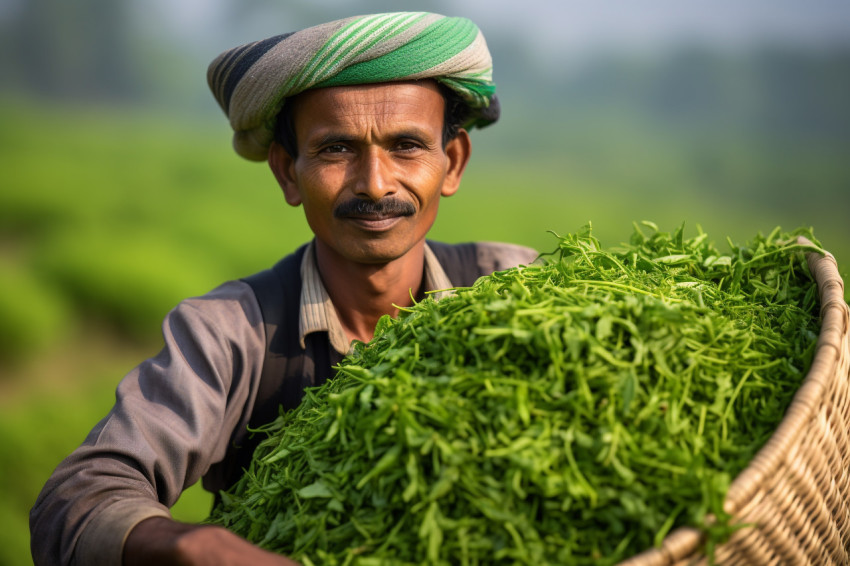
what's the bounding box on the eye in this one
[321,144,349,154]
[396,140,423,152]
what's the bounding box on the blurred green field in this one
[1,97,848,566]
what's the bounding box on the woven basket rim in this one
[619,237,849,566]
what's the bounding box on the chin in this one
[348,245,407,265]
[340,237,418,265]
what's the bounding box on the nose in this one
[354,148,396,200]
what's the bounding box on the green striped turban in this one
[208,12,499,161]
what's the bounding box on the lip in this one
[344,215,405,231]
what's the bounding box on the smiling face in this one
[268,81,471,265]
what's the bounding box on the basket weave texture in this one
[620,239,850,566]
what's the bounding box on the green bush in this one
[0,260,70,364]
[34,228,234,340]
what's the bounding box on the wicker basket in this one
[620,239,850,566]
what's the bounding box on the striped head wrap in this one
[208,12,499,161]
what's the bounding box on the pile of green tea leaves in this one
[208,223,824,565]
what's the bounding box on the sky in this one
[153,0,850,58]
[466,0,850,50]
[2,0,847,110]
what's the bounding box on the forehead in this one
[290,81,445,134]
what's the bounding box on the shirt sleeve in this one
[29,280,267,566]
[475,241,540,273]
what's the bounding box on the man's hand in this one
[123,516,300,566]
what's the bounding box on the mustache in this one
[333,198,416,218]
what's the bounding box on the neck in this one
[314,240,427,345]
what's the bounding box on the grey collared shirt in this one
[298,240,454,355]
[30,240,538,566]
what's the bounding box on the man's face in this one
[270,81,470,265]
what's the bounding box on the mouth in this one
[334,198,415,231]
[344,214,406,231]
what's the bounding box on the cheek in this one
[295,167,343,209]
[422,198,442,224]
[300,194,336,226]
[406,159,450,202]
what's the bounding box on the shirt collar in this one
[298,240,454,356]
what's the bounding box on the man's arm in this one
[29,281,267,566]
[123,517,299,566]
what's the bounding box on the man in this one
[30,12,537,566]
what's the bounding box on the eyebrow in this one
[309,127,435,148]
[311,133,355,148]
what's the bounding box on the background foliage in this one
[1,1,848,565]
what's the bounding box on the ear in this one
[441,129,471,197]
[268,141,302,206]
